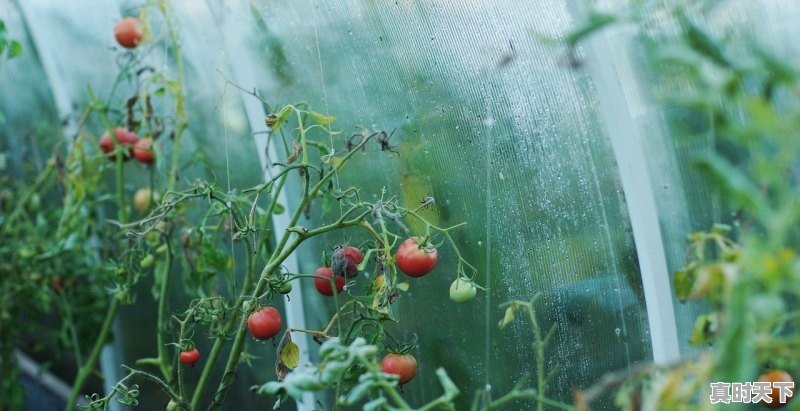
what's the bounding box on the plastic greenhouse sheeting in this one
[5,0,799,410]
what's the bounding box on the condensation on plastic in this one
[236,0,652,408]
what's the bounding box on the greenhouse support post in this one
[566,0,681,364]
[15,1,124,409]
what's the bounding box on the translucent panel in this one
[591,0,800,353]
[5,1,283,409]
[0,1,60,177]
[232,0,654,408]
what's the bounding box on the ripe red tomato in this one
[380,353,418,386]
[99,128,138,161]
[247,307,282,340]
[314,267,345,296]
[757,370,794,409]
[179,348,200,366]
[395,237,438,278]
[332,245,364,278]
[132,137,155,164]
[114,17,143,49]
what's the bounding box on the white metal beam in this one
[566,1,681,364]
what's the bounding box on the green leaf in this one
[678,13,730,68]
[280,340,300,369]
[8,40,22,58]
[689,314,717,345]
[673,268,694,303]
[309,111,335,125]
[565,12,616,47]
[268,106,292,133]
[693,153,765,215]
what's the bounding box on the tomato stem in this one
[65,297,121,411]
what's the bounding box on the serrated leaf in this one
[280,340,300,369]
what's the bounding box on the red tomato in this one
[114,17,143,49]
[314,267,345,296]
[332,245,364,278]
[99,128,138,161]
[179,348,200,366]
[757,370,794,409]
[395,237,438,278]
[247,307,282,340]
[380,353,418,385]
[132,137,155,164]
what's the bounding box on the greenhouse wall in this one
[2,0,800,410]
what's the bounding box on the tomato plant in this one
[114,17,144,49]
[179,348,200,366]
[395,237,438,277]
[313,266,345,296]
[380,353,418,386]
[248,307,282,340]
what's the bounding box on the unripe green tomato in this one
[275,281,293,294]
[449,277,477,303]
[19,247,35,259]
[29,193,41,211]
[140,254,155,269]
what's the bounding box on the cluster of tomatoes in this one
[243,237,442,386]
[99,128,155,165]
[99,18,154,165]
